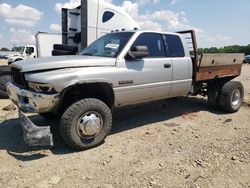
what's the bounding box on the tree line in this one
[0,47,23,52]
[197,44,250,55]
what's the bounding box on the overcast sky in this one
[0,0,249,49]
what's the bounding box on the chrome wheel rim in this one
[77,111,103,139]
[231,89,241,106]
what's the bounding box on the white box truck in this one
[36,32,62,58]
[7,32,62,64]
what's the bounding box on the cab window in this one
[132,33,165,58]
[164,34,185,57]
[102,11,115,23]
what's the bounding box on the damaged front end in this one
[19,110,54,146]
[6,82,59,147]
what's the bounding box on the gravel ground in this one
[0,59,7,65]
[0,65,249,188]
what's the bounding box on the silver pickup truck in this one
[7,30,244,150]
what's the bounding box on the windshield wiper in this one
[82,53,93,56]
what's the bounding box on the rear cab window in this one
[164,34,185,58]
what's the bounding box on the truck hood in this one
[7,53,22,59]
[13,55,116,72]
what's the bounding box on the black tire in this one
[219,81,244,113]
[53,44,78,53]
[39,112,61,119]
[52,49,77,56]
[207,86,220,109]
[0,67,11,99]
[207,80,227,110]
[60,98,112,150]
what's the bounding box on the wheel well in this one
[59,83,114,112]
[193,76,236,96]
[207,77,236,89]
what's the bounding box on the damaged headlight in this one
[28,82,56,94]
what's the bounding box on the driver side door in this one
[115,33,173,106]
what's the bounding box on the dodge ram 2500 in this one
[7,30,244,150]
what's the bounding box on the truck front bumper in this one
[6,82,60,113]
[6,82,59,146]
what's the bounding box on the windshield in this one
[12,46,25,53]
[81,32,134,58]
[20,47,25,53]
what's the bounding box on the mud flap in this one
[19,110,54,146]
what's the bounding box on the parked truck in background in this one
[7,30,244,150]
[52,0,139,55]
[0,32,62,98]
[6,45,38,64]
[0,0,139,98]
[7,32,62,64]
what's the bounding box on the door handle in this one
[164,63,171,68]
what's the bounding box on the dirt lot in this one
[0,65,249,188]
[0,59,7,65]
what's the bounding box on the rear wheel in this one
[60,98,112,150]
[219,81,244,113]
[207,80,227,110]
[207,86,220,109]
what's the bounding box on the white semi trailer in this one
[53,0,139,55]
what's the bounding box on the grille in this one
[11,67,26,87]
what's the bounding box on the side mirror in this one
[126,45,149,60]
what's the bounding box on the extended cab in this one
[7,30,244,150]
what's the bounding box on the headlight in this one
[28,82,56,94]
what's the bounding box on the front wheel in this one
[219,81,244,113]
[60,98,112,150]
